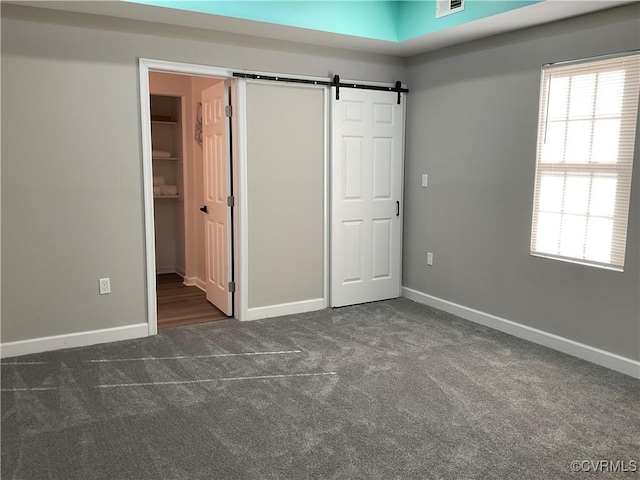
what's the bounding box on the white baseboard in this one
[175,267,186,277]
[183,276,206,293]
[402,286,640,379]
[156,266,176,275]
[246,298,325,321]
[0,323,149,359]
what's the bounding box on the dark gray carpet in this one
[2,298,639,479]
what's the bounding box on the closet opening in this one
[147,70,235,330]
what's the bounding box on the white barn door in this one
[202,82,232,316]
[331,88,404,307]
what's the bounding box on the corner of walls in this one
[401,5,640,376]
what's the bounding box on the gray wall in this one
[403,5,640,360]
[4,2,638,363]
[247,83,325,308]
[1,5,404,343]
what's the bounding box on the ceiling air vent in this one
[436,0,465,18]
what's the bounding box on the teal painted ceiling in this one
[124,0,542,42]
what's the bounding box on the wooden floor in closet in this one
[157,273,228,329]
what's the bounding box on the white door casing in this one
[331,88,405,307]
[202,82,232,315]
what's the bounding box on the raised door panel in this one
[202,82,231,315]
[331,87,404,307]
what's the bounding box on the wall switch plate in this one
[99,278,111,295]
[427,252,434,265]
[422,174,428,187]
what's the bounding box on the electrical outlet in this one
[421,174,428,187]
[427,252,434,266]
[99,278,111,295]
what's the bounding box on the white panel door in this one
[202,82,232,315]
[331,88,404,307]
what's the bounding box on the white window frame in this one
[530,51,640,271]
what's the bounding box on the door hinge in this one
[227,195,235,207]
[225,105,233,117]
[228,281,236,293]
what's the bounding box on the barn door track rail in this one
[232,72,408,104]
[332,75,407,104]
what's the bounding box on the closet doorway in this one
[147,70,234,330]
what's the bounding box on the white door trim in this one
[233,78,249,321]
[140,59,235,79]
[323,87,330,308]
[138,58,242,333]
[138,61,157,335]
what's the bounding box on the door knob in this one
[200,205,208,214]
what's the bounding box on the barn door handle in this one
[396,201,400,216]
[200,205,208,214]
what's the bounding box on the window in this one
[531,52,640,271]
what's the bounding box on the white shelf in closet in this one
[151,120,180,126]
[150,94,184,275]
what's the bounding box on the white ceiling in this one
[10,1,634,58]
